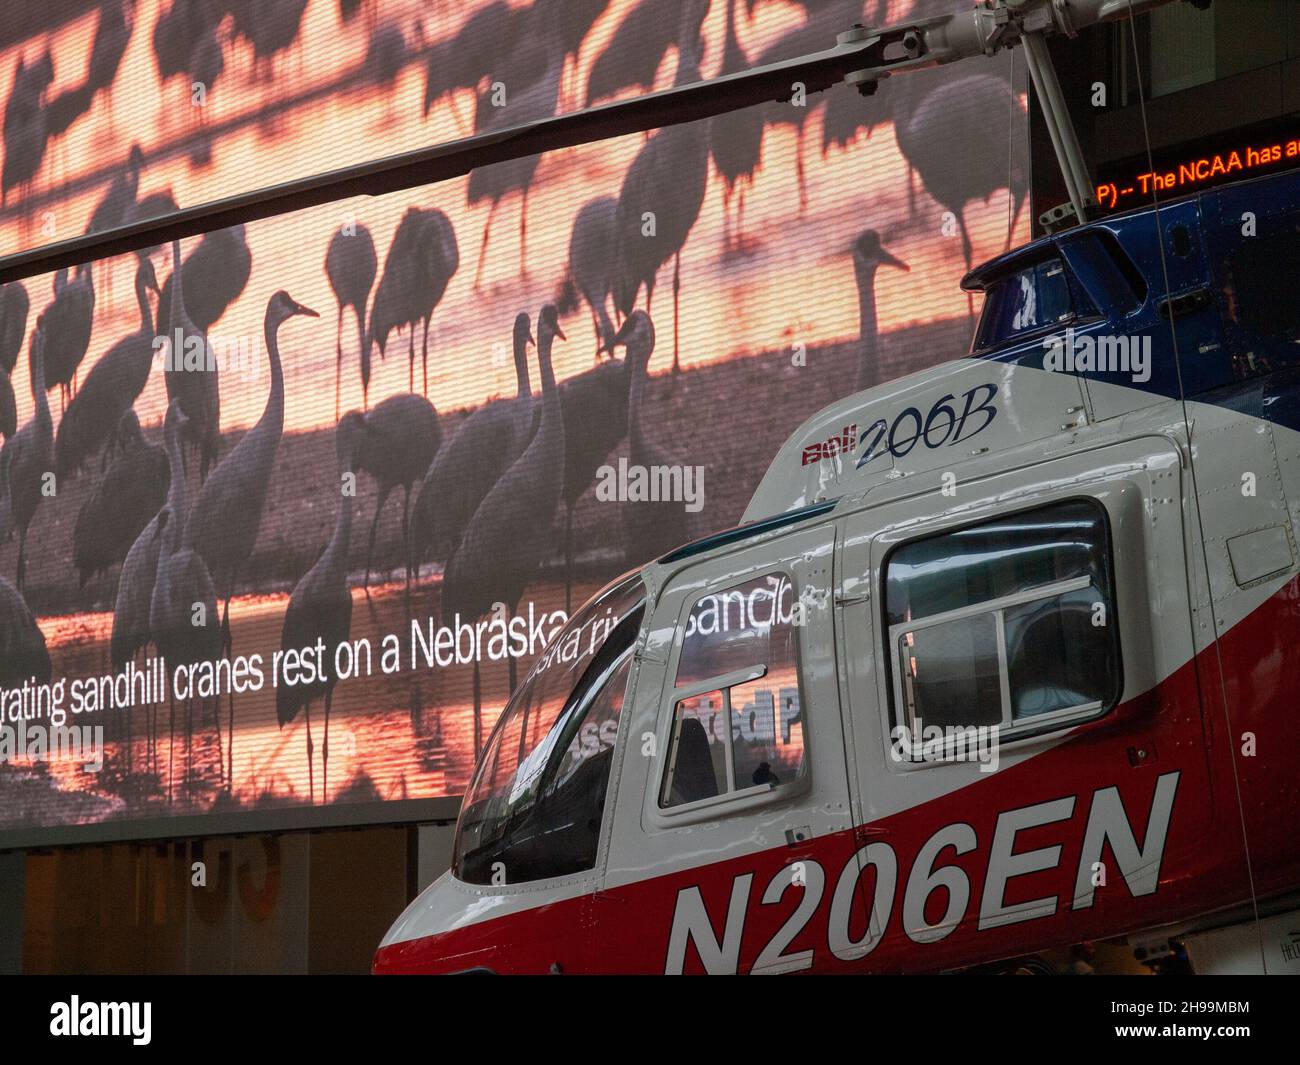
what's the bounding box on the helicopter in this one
[374,0,1300,974]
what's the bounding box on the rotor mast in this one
[836,0,1174,231]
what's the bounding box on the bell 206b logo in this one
[800,384,1000,469]
[664,771,1178,974]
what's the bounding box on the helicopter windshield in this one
[453,573,646,886]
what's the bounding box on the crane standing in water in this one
[467,17,564,290]
[442,305,566,754]
[851,229,908,393]
[368,207,459,397]
[610,311,696,566]
[73,410,169,590]
[0,282,30,378]
[0,574,50,689]
[557,353,629,612]
[0,320,53,593]
[163,239,221,480]
[149,401,221,804]
[710,0,765,255]
[155,226,252,340]
[560,197,619,359]
[325,223,378,416]
[41,264,95,408]
[185,290,319,787]
[56,256,161,479]
[410,312,537,575]
[277,415,364,803]
[348,393,441,599]
[612,0,709,374]
[584,0,684,107]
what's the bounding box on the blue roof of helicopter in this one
[961,166,1300,292]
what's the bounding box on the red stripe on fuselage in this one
[374,576,1300,974]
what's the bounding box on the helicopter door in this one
[833,436,1246,970]
[597,518,869,974]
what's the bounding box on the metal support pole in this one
[1021,30,1098,225]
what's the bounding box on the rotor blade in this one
[0,0,1174,285]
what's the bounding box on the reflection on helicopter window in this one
[660,573,805,808]
[885,499,1122,750]
[975,257,1076,350]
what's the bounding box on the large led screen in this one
[0,0,1029,839]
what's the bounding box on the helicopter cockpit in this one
[452,572,646,886]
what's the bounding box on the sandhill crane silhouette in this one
[86,144,145,234]
[612,0,709,374]
[0,371,14,441]
[0,319,53,592]
[163,238,221,480]
[152,0,221,83]
[560,197,619,358]
[609,311,696,565]
[0,282,30,377]
[111,499,168,672]
[277,415,364,803]
[585,0,685,107]
[472,6,552,126]
[88,1,133,100]
[150,401,221,804]
[368,207,458,396]
[113,447,173,773]
[820,1,889,157]
[73,410,169,590]
[0,283,27,441]
[46,81,95,143]
[185,290,318,785]
[710,0,765,255]
[851,230,908,393]
[156,226,252,339]
[0,574,50,688]
[558,351,629,612]
[124,188,180,260]
[443,304,566,753]
[1,52,52,207]
[325,223,378,416]
[42,264,95,408]
[422,1,524,122]
[410,312,537,575]
[468,16,564,290]
[362,20,407,91]
[232,0,310,72]
[757,0,858,215]
[552,0,610,108]
[56,256,161,480]
[5,51,53,135]
[348,392,441,597]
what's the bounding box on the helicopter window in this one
[1218,220,1300,368]
[974,258,1076,350]
[660,573,806,809]
[884,499,1120,754]
[452,572,645,886]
